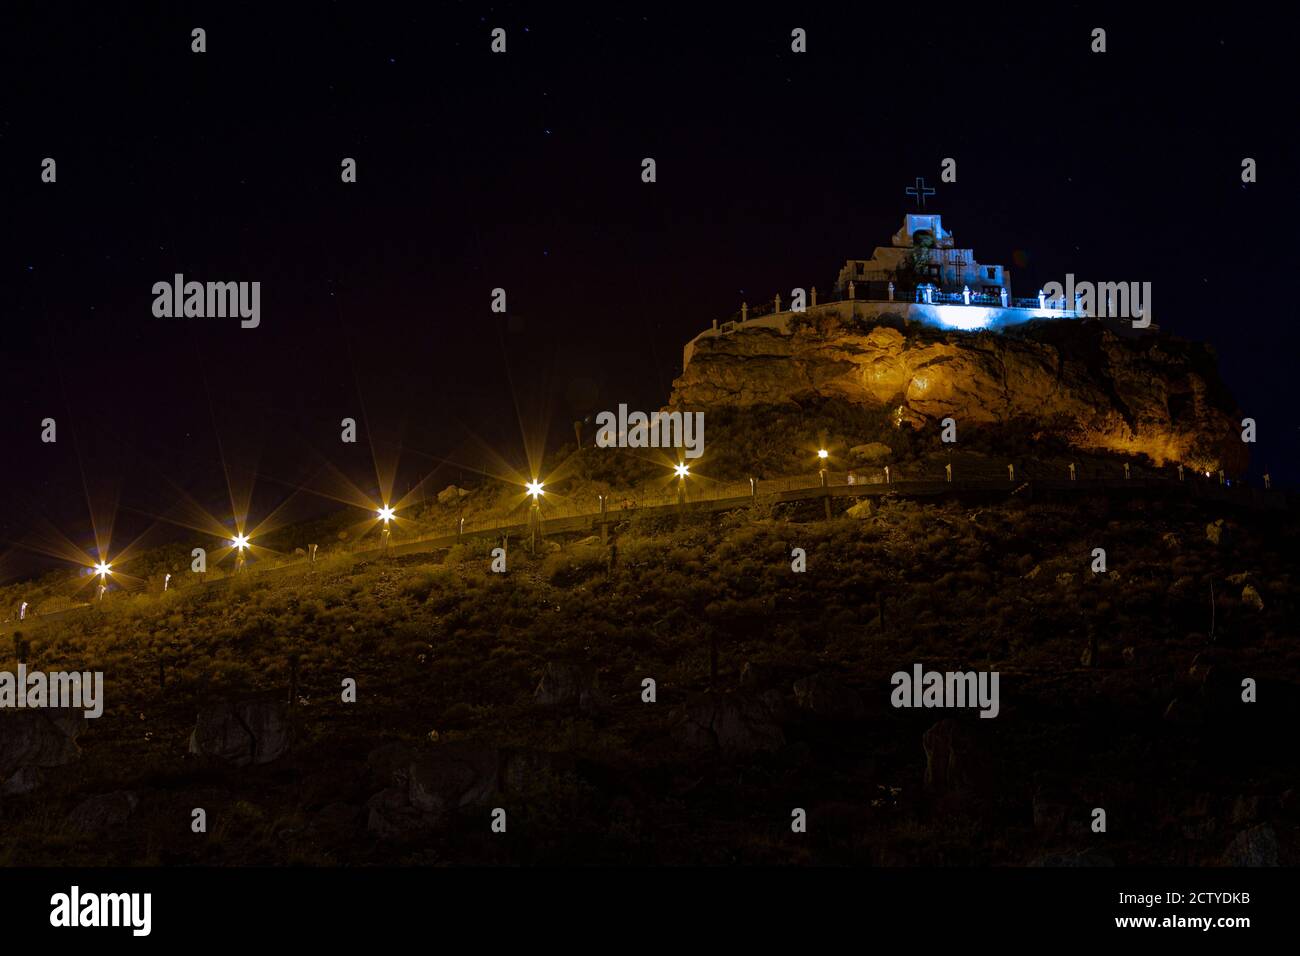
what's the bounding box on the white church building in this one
[682,212,1088,370]
[835,212,1010,300]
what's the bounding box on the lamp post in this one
[94,561,110,603]
[377,504,395,554]
[674,462,689,508]
[817,449,831,518]
[232,534,249,573]
[526,479,544,552]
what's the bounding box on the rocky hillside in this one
[672,314,1246,473]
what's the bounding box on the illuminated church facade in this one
[834,213,1011,300]
[682,212,1086,370]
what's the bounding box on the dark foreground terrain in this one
[2,476,1297,867]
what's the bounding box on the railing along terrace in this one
[718,285,1067,326]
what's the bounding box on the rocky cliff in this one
[671,313,1246,472]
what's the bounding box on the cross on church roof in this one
[905,177,936,210]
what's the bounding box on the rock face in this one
[675,693,785,757]
[408,747,500,815]
[849,442,893,464]
[792,673,867,721]
[367,744,504,837]
[437,484,470,504]
[0,709,86,789]
[66,791,139,833]
[533,662,606,713]
[1222,824,1280,866]
[672,314,1245,471]
[189,697,292,766]
[923,719,994,796]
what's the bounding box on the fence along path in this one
[2,465,1285,634]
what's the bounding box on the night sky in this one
[1,4,1291,580]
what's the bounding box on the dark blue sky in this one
[0,3,1292,579]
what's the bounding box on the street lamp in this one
[674,461,689,507]
[377,504,395,524]
[231,534,249,573]
[525,479,544,552]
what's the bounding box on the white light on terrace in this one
[674,463,690,478]
[94,562,111,576]
[232,534,250,550]
[526,480,544,499]
[817,449,829,460]
[377,505,396,522]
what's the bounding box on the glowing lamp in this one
[817,449,829,460]
[526,479,544,499]
[377,505,396,523]
[674,463,690,478]
[94,562,111,576]
[232,534,250,550]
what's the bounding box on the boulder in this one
[437,485,470,504]
[845,499,874,519]
[1242,585,1264,610]
[533,662,607,713]
[739,661,782,691]
[501,749,573,793]
[792,672,866,721]
[0,708,86,780]
[306,802,362,840]
[849,442,893,464]
[1206,519,1229,546]
[1188,651,1221,682]
[365,787,429,839]
[1,766,43,796]
[1031,790,1070,836]
[922,719,994,796]
[66,790,139,833]
[675,693,785,757]
[1028,850,1115,867]
[1222,824,1280,866]
[366,742,416,786]
[407,746,500,815]
[189,697,292,766]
